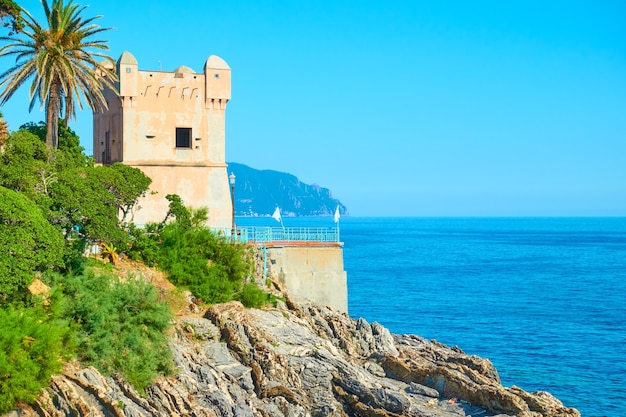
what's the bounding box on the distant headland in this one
[227,162,348,217]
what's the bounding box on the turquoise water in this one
[237,217,626,417]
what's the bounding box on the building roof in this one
[205,55,230,70]
[174,65,195,74]
[117,51,138,66]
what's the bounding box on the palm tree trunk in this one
[0,112,8,146]
[46,81,61,149]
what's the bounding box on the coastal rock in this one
[8,296,580,417]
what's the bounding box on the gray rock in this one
[371,321,399,357]
[181,317,220,341]
[205,390,236,416]
[371,387,412,413]
[364,360,386,377]
[406,381,440,398]
[203,342,255,392]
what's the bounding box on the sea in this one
[236,216,626,417]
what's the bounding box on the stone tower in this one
[93,51,233,228]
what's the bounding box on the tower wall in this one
[93,52,233,228]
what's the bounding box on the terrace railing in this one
[213,226,340,245]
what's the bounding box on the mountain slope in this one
[227,162,347,217]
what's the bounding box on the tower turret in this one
[204,55,231,109]
[116,51,139,99]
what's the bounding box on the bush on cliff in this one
[0,302,73,413]
[0,119,271,411]
[0,123,171,408]
[126,223,162,266]
[157,220,274,307]
[0,186,64,303]
[0,266,173,412]
[129,196,275,308]
[56,270,173,391]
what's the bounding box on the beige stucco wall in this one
[127,164,232,228]
[266,246,348,313]
[93,52,232,228]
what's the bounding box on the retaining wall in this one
[265,245,348,313]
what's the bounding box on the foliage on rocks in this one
[158,221,250,304]
[129,196,275,308]
[0,186,64,302]
[0,301,73,413]
[56,271,173,391]
[0,121,165,409]
[0,111,273,412]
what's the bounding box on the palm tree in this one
[0,0,117,148]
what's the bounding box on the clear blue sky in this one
[3,0,625,216]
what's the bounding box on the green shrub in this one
[0,303,72,413]
[157,222,256,305]
[129,196,275,309]
[126,223,161,266]
[0,186,64,303]
[61,237,88,276]
[239,283,277,309]
[58,271,173,391]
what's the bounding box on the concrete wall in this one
[93,52,232,228]
[265,245,348,313]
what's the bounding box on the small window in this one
[176,128,191,148]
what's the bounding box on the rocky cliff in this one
[9,281,579,417]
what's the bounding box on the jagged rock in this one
[7,297,580,417]
[406,382,439,398]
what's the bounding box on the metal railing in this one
[213,226,340,244]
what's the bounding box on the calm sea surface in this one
[237,217,626,417]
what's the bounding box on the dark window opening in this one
[176,128,191,148]
[104,131,111,165]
